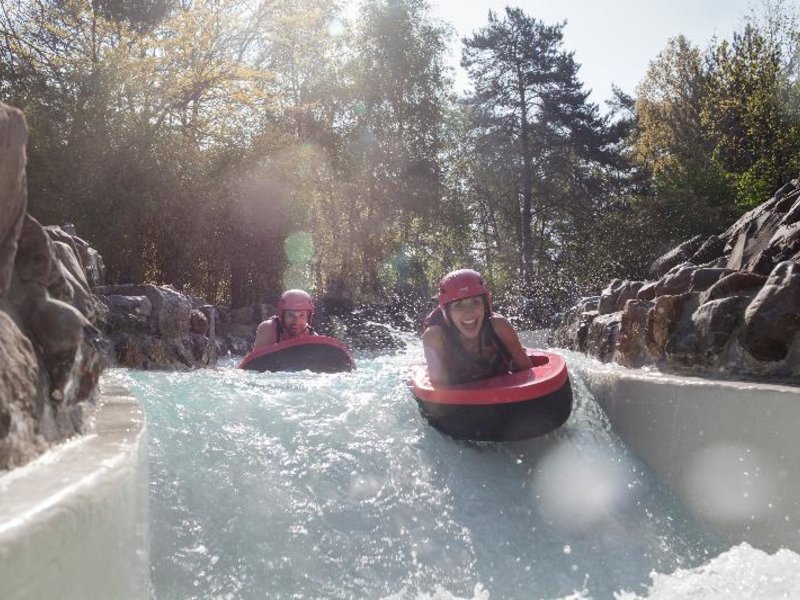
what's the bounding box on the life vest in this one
[423,307,512,384]
[271,315,315,343]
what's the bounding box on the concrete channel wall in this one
[579,365,800,553]
[0,385,149,600]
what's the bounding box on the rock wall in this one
[94,284,219,369]
[553,179,800,380]
[0,105,106,470]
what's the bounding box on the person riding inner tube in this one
[422,269,532,385]
[253,289,316,351]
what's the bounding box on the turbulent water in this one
[105,334,800,599]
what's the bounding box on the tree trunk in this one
[517,71,534,293]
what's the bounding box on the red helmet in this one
[438,269,492,314]
[277,289,314,322]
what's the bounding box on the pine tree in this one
[461,7,608,294]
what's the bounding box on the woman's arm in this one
[422,325,450,385]
[491,316,533,372]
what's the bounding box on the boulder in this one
[616,299,653,368]
[767,222,800,265]
[15,214,63,290]
[723,192,796,273]
[0,312,41,470]
[579,296,600,312]
[105,294,152,317]
[739,261,800,362]
[700,272,767,304]
[0,104,114,471]
[0,105,27,297]
[585,312,622,363]
[654,263,697,297]
[98,294,152,334]
[688,268,734,293]
[576,310,599,353]
[665,296,749,368]
[650,235,704,277]
[28,297,93,395]
[636,281,658,302]
[55,259,96,322]
[190,309,209,335]
[95,284,191,338]
[553,177,800,380]
[199,305,217,364]
[50,239,90,292]
[645,294,688,358]
[148,286,191,338]
[598,280,644,314]
[551,304,580,349]
[689,234,725,266]
[598,279,625,315]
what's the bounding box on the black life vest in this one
[424,307,512,384]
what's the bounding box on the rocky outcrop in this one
[0,105,27,296]
[554,179,800,380]
[92,287,416,368]
[0,104,106,470]
[95,284,219,369]
[739,262,800,363]
[0,312,41,468]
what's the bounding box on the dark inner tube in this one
[241,343,353,373]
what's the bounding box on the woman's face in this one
[447,295,486,339]
[283,310,309,336]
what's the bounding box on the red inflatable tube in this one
[238,336,354,373]
[408,349,573,441]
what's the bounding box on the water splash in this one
[107,339,758,598]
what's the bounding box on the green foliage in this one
[733,161,777,209]
[703,23,800,207]
[322,0,452,299]
[631,15,800,251]
[3,0,799,319]
[460,7,613,315]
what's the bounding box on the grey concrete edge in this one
[0,382,149,600]
[576,359,800,553]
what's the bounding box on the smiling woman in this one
[422,269,532,385]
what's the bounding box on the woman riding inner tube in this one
[252,289,316,351]
[422,269,532,385]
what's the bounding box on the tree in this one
[703,23,800,207]
[0,0,299,303]
[632,35,735,247]
[336,0,451,298]
[461,6,610,301]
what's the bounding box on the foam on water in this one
[105,337,799,599]
[617,543,800,599]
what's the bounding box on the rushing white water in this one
[106,336,800,599]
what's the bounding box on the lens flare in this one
[284,231,314,265]
[684,443,777,524]
[532,440,630,532]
